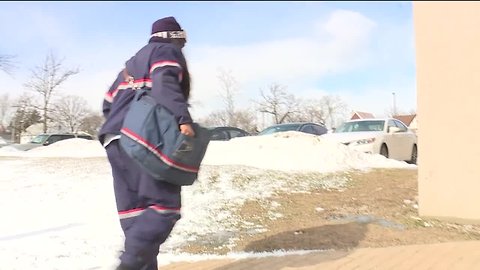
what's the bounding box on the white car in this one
[322,118,417,164]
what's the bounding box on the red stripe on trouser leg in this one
[120,208,181,269]
[105,140,181,269]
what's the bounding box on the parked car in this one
[209,127,250,141]
[10,133,94,151]
[322,118,417,164]
[258,122,328,136]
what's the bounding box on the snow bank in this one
[202,131,415,173]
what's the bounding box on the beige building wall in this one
[414,2,480,223]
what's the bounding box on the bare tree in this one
[216,68,239,125]
[0,94,11,127]
[255,83,300,124]
[230,109,258,133]
[52,95,90,132]
[79,112,104,137]
[384,107,409,118]
[24,52,79,133]
[199,110,229,127]
[0,54,15,74]
[271,94,348,128]
[288,98,327,124]
[10,93,40,143]
[320,95,349,128]
[199,108,258,133]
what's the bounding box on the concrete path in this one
[159,240,480,270]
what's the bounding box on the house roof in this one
[393,114,417,126]
[352,111,375,119]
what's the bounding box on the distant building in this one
[350,111,375,120]
[20,123,44,143]
[393,114,418,132]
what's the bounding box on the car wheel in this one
[409,144,418,165]
[380,144,389,158]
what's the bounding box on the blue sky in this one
[0,1,416,121]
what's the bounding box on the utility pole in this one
[392,92,397,116]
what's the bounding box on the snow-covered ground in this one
[0,132,415,269]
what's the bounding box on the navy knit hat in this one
[151,16,186,40]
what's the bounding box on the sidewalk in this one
[159,240,480,270]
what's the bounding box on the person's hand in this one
[179,124,195,137]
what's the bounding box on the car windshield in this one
[258,124,301,135]
[30,134,49,144]
[335,120,385,133]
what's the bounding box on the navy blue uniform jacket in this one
[98,41,192,145]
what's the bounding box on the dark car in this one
[209,127,250,141]
[258,122,328,136]
[11,133,94,151]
